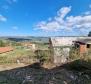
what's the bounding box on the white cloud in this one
[66,15,91,29]
[37,21,61,31]
[12,26,18,30]
[35,6,91,32]
[57,6,71,19]
[36,6,71,31]
[0,15,7,22]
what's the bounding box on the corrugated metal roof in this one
[50,37,91,47]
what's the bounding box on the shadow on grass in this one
[0,60,91,84]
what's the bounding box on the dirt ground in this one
[0,63,28,71]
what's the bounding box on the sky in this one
[0,0,91,36]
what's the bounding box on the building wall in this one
[50,37,91,65]
[80,44,87,54]
[51,37,77,46]
[53,47,70,65]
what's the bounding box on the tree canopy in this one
[88,31,91,36]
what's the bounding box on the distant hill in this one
[0,36,49,43]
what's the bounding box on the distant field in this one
[0,36,49,43]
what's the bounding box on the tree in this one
[88,31,91,36]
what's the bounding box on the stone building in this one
[49,37,91,65]
[74,39,91,54]
[21,42,36,51]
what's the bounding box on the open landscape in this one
[0,36,91,84]
[0,0,91,84]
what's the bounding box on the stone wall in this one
[53,47,70,65]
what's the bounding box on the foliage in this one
[0,48,35,64]
[0,38,50,64]
[35,50,51,65]
[35,42,49,50]
[69,47,80,60]
[11,41,22,46]
[0,40,6,47]
[69,46,91,70]
[88,31,91,36]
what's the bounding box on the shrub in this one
[69,47,80,60]
[0,40,6,47]
[69,46,91,70]
[35,50,51,65]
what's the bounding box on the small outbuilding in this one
[49,37,91,65]
[21,42,36,50]
[74,39,91,54]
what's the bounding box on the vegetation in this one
[0,40,6,47]
[0,48,35,64]
[68,46,91,71]
[35,49,51,65]
[69,47,80,60]
[88,31,91,36]
[11,41,22,46]
[0,38,50,64]
[1,37,91,84]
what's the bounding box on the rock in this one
[22,76,33,84]
[17,60,20,64]
[63,81,68,84]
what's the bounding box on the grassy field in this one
[0,46,35,64]
[0,40,49,64]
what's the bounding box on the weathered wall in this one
[53,47,70,65]
[50,37,91,65]
[51,37,91,47]
[80,44,87,54]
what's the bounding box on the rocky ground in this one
[0,62,91,84]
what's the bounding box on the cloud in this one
[36,21,61,31]
[36,7,71,31]
[57,6,71,19]
[35,6,91,32]
[65,15,91,29]
[0,15,7,22]
[12,26,18,30]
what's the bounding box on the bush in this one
[69,47,91,70]
[69,47,80,60]
[0,40,6,47]
[35,50,51,65]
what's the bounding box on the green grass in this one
[35,43,49,50]
[0,41,49,64]
[0,47,35,64]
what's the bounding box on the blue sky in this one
[0,0,91,36]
